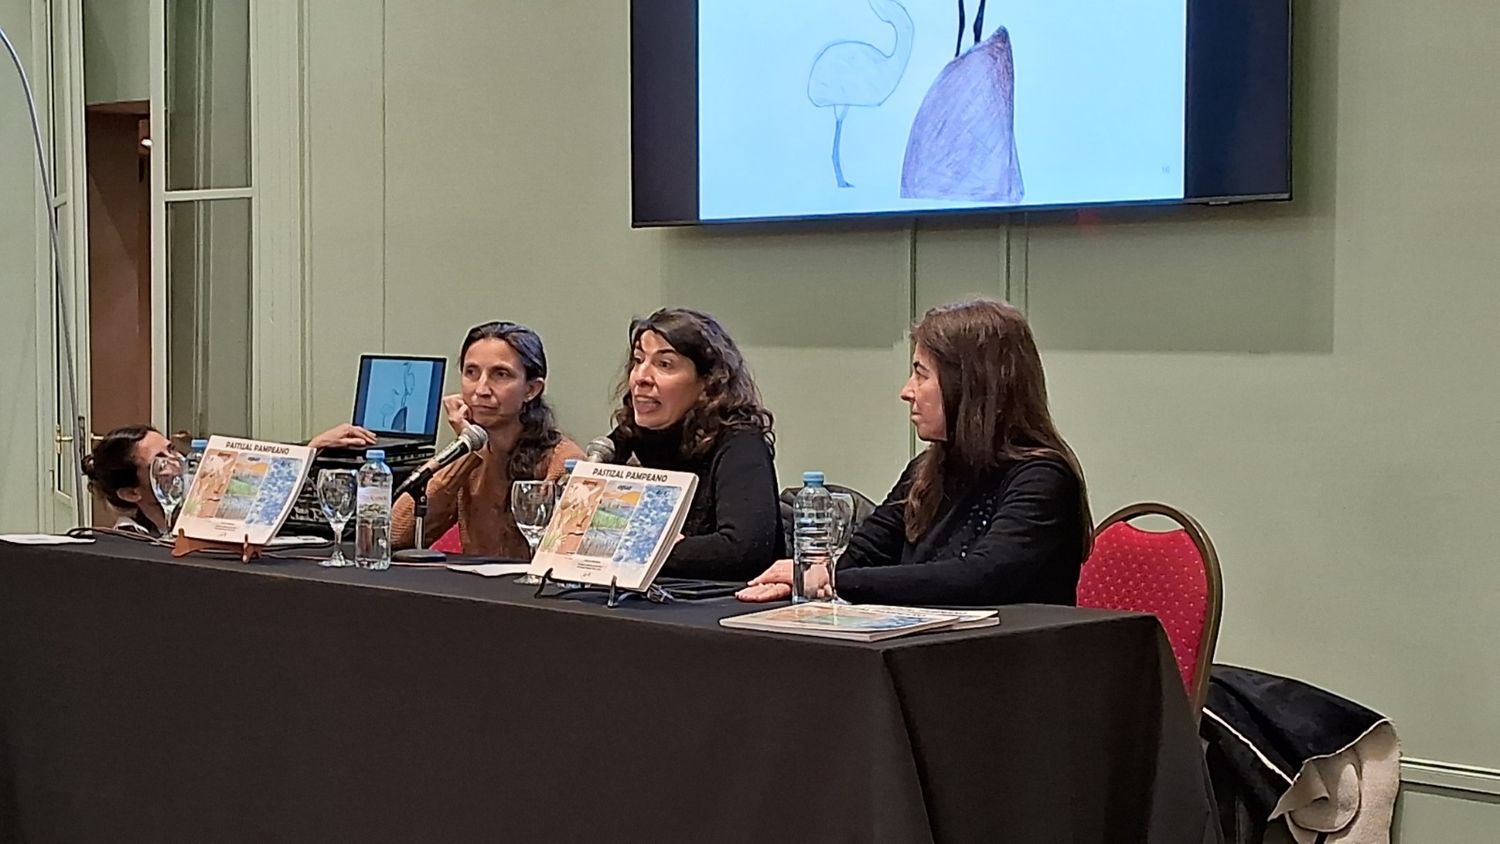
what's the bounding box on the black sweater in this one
[837,455,1087,607]
[612,425,785,581]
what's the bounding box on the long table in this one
[0,537,1218,843]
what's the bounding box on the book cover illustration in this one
[531,463,698,591]
[741,603,941,631]
[177,437,314,546]
[720,603,991,641]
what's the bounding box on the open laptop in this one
[346,354,448,454]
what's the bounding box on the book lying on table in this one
[528,462,699,593]
[176,436,315,547]
[719,604,1000,642]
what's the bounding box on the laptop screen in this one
[353,355,447,440]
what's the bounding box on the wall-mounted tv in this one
[631,0,1291,227]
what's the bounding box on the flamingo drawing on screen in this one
[379,362,416,432]
[955,0,987,57]
[807,0,914,188]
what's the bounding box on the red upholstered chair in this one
[431,523,464,555]
[1076,503,1223,722]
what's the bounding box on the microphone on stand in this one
[395,425,488,500]
[583,435,617,463]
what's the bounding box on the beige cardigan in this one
[391,437,584,558]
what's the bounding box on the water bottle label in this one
[358,485,389,512]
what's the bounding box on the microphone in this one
[396,425,488,499]
[583,435,617,463]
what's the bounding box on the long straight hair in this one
[904,299,1092,554]
[460,321,562,480]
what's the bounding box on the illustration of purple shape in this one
[900,26,1022,203]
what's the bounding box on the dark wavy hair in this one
[612,308,774,458]
[904,298,1092,554]
[460,321,562,480]
[82,424,156,517]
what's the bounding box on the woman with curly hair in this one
[606,308,784,581]
[392,321,584,556]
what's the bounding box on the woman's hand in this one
[308,424,377,450]
[732,560,816,599]
[442,394,472,438]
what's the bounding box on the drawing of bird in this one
[807,0,915,188]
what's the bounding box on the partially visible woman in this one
[606,308,783,581]
[738,297,1091,606]
[84,423,378,536]
[392,321,584,556]
[83,425,178,534]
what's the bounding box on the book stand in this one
[533,567,672,609]
[172,528,263,564]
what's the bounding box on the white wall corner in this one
[248,0,306,441]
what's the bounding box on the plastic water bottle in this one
[355,449,393,570]
[183,438,208,494]
[793,471,835,603]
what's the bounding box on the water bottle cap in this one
[802,471,825,486]
[367,449,386,461]
[190,439,208,449]
[563,459,579,471]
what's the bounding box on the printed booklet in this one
[528,462,699,592]
[176,436,315,547]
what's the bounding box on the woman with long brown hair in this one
[739,297,1091,606]
[605,307,784,581]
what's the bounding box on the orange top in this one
[391,437,584,558]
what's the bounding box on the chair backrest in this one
[431,523,464,555]
[1076,502,1223,721]
[779,484,879,555]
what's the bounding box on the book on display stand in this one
[172,436,315,563]
[528,462,699,607]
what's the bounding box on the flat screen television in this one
[631,0,1291,227]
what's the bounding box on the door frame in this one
[147,0,307,442]
[32,0,91,531]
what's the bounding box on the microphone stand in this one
[391,478,446,563]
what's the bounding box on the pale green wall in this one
[1395,787,1500,843]
[302,0,1499,835]
[82,0,148,105]
[0,0,42,533]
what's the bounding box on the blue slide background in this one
[357,359,440,435]
[699,0,1187,220]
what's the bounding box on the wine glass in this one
[510,479,556,584]
[810,492,856,604]
[149,453,186,534]
[828,492,857,563]
[317,470,358,568]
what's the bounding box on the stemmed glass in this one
[510,479,556,585]
[317,469,358,568]
[828,492,856,563]
[149,453,186,535]
[812,492,857,604]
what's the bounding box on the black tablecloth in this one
[0,537,1218,843]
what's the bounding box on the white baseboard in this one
[1402,758,1500,798]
